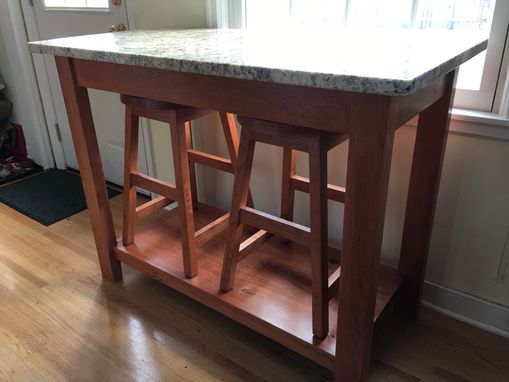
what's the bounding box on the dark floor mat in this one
[0,169,120,226]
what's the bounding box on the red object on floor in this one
[3,123,28,157]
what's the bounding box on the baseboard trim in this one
[422,281,509,339]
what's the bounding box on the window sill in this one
[449,109,509,141]
[406,109,509,141]
[452,108,509,127]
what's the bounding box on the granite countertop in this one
[28,28,487,96]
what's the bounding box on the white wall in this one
[129,0,208,183]
[0,0,53,168]
[131,0,207,29]
[428,131,509,306]
[0,29,15,107]
[132,1,509,332]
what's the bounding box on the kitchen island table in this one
[29,28,487,381]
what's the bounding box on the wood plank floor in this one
[0,195,508,381]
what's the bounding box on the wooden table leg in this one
[397,70,457,321]
[55,56,122,282]
[335,95,396,382]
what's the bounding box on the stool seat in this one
[221,116,348,339]
[120,94,191,110]
[237,116,347,152]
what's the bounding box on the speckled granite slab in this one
[28,28,487,96]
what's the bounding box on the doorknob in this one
[109,23,127,32]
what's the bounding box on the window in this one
[43,0,109,9]
[238,0,509,112]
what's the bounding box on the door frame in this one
[20,0,65,168]
[20,0,155,182]
[0,0,54,169]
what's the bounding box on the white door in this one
[24,0,150,185]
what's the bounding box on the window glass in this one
[348,0,413,28]
[415,0,496,90]
[290,0,346,26]
[245,0,497,91]
[245,0,290,29]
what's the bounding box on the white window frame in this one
[207,0,509,117]
[453,0,509,112]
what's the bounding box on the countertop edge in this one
[27,38,488,97]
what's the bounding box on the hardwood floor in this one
[0,195,507,381]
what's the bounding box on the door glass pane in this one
[43,0,66,6]
[43,0,109,8]
[65,0,87,7]
[86,0,109,7]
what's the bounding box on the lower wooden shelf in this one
[113,204,403,370]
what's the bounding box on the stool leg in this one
[280,147,296,221]
[309,138,329,339]
[220,126,256,291]
[122,105,139,246]
[169,113,198,278]
[185,121,199,209]
[219,112,254,208]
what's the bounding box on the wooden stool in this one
[220,116,347,339]
[121,94,248,279]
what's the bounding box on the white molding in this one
[20,0,66,169]
[206,0,243,28]
[205,0,218,28]
[228,0,245,29]
[0,0,54,169]
[449,120,509,141]
[423,281,509,339]
[452,108,509,127]
[494,29,509,117]
[205,0,226,28]
[447,109,509,141]
[403,110,509,141]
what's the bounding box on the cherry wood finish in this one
[55,55,458,382]
[72,59,448,135]
[185,121,199,208]
[220,123,256,290]
[169,110,199,277]
[220,118,346,339]
[130,172,177,200]
[280,147,296,222]
[113,204,404,370]
[397,71,457,320]
[336,94,397,382]
[308,135,330,339]
[240,207,310,245]
[291,175,346,203]
[55,56,122,282]
[122,104,139,245]
[120,95,247,278]
[135,195,172,221]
